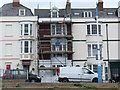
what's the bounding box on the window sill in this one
[20,53,34,55]
[20,35,34,37]
[86,35,103,36]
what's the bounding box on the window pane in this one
[30,41,32,53]
[21,41,23,53]
[99,25,101,35]
[52,25,55,35]
[93,65,98,73]
[56,24,61,35]
[62,24,66,35]
[87,25,90,35]
[52,12,57,17]
[30,24,32,35]
[63,44,66,51]
[85,12,87,17]
[24,24,28,35]
[24,41,28,53]
[89,12,91,17]
[52,45,55,51]
[59,45,62,51]
[88,44,91,56]
[20,9,25,16]
[21,24,22,35]
[92,25,97,34]
[82,12,84,17]
[92,44,97,56]
[100,44,102,58]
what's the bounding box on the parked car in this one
[2,69,41,82]
[58,67,98,82]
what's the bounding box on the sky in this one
[1,0,120,13]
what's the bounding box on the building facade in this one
[72,0,120,81]
[0,0,120,82]
[35,1,73,82]
[0,0,38,76]
[35,0,120,82]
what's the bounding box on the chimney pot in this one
[98,0,103,11]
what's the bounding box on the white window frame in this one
[51,9,59,18]
[20,40,33,54]
[51,43,67,51]
[51,24,67,35]
[20,22,33,36]
[84,11,92,17]
[86,23,102,35]
[87,43,103,57]
[19,9,25,16]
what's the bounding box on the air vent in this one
[74,13,80,16]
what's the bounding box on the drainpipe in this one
[106,24,110,81]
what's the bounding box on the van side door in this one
[82,68,94,82]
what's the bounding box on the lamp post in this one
[96,2,102,83]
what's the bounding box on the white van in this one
[58,67,98,82]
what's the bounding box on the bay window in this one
[20,41,33,54]
[87,43,102,57]
[20,22,33,36]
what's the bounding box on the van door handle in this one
[78,74,81,75]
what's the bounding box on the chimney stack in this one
[13,0,20,7]
[66,0,71,15]
[98,0,103,11]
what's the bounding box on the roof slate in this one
[0,3,33,16]
[35,8,118,18]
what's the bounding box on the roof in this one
[0,3,33,16]
[34,8,118,18]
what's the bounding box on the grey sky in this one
[1,0,120,13]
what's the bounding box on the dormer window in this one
[19,9,25,16]
[51,6,59,18]
[83,11,92,18]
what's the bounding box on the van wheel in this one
[62,79,68,82]
[92,78,98,83]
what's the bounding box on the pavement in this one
[1,80,120,90]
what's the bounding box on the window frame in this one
[51,43,67,51]
[87,43,103,57]
[20,22,33,36]
[19,9,25,16]
[86,23,102,35]
[51,24,67,35]
[20,40,33,54]
[51,9,59,18]
[83,11,92,18]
